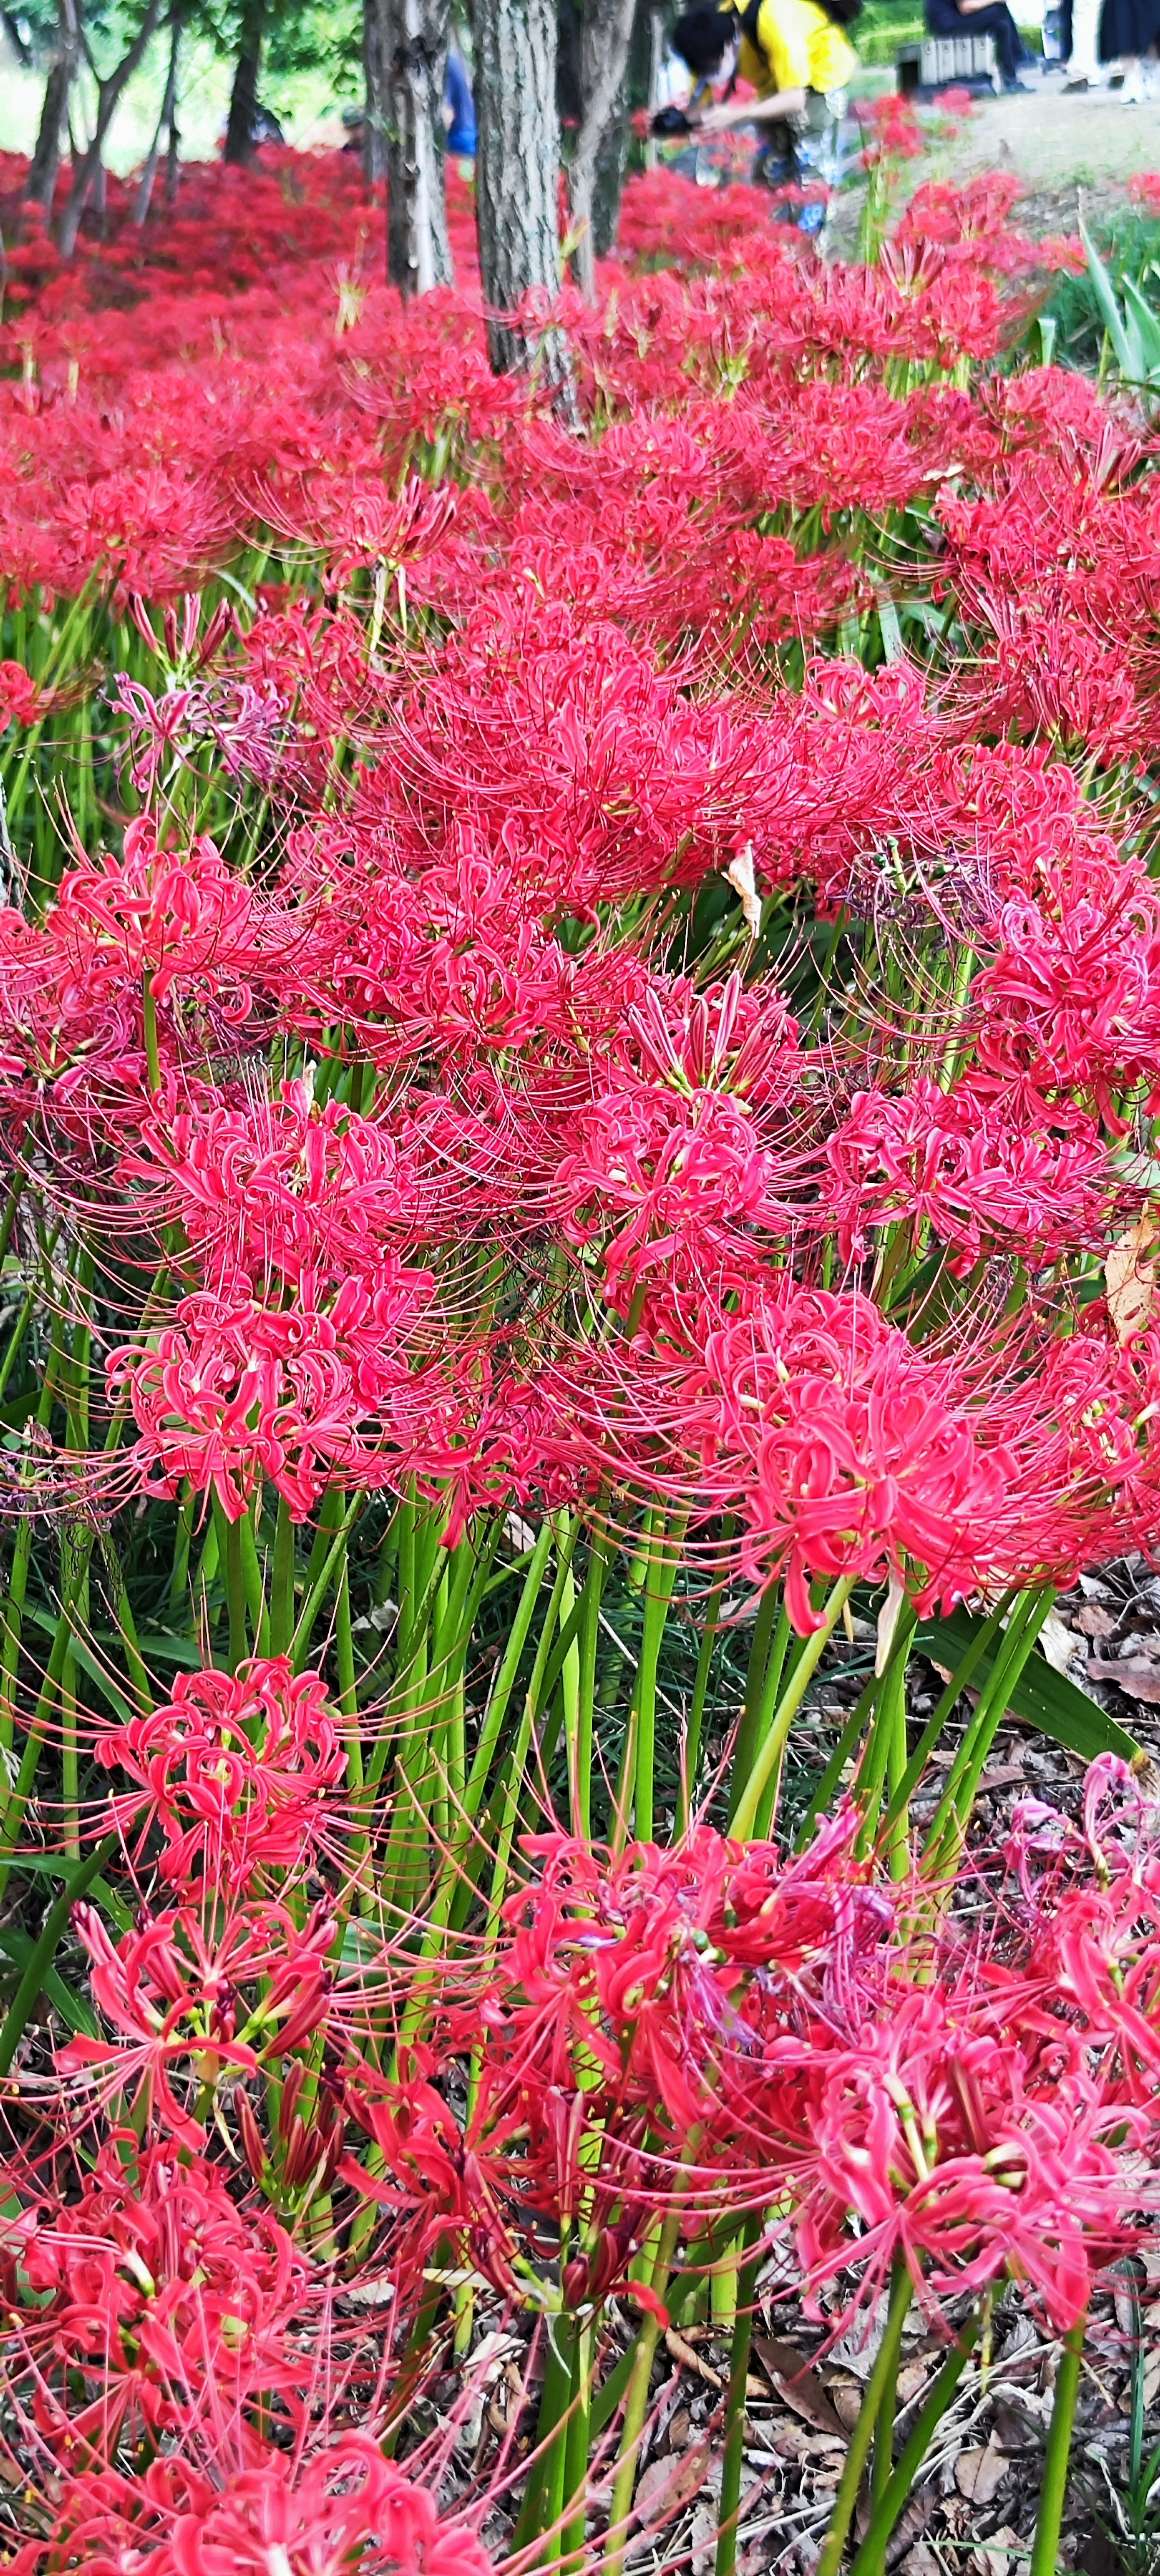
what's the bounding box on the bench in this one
[896,32,1000,90]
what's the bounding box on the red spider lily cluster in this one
[0,119,1158,2574]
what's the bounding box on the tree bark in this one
[134,11,180,224]
[26,0,81,210]
[224,0,264,164]
[385,0,453,292]
[474,0,572,391]
[364,0,388,181]
[570,0,635,296]
[56,0,166,256]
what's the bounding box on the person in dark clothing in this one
[924,0,1030,84]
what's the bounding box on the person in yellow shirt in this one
[670,0,860,230]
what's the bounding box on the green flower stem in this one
[728,1582,787,1824]
[1029,2317,1086,2576]
[169,1483,196,1611]
[290,1487,363,1669]
[142,968,161,1094]
[814,2262,914,2576]
[0,1224,62,1407]
[0,1829,119,2079]
[627,1510,686,1849]
[269,1490,296,1658]
[681,1526,733,1834]
[605,2133,701,2576]
[923,1585,1055,1874]
[847,2312,980,2576]
[879,1591,1013,1839]
[731,1575,859,1842]
[575,1525,609,1840]
[715,2218,762,2576]
[510,2317,577,2558]
[560,2314,595,2573]
[215,1498,248,1675]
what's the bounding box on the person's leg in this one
[955,3,1023,80]
[751,116,796,193]
[1065,0,1104,80]
[794,92,840,236]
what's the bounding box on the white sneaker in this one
[1120,61,1145,95]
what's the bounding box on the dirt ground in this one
[819,69,1160,251]
[923,71,1160,200]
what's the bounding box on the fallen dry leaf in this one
[665,2328,722,2389]
[1076,1603,1117,1638]
[632,2437,712,2533]
[955,2440,1009,2506]
[967,2527,1024,2576]
[725,845,761,937]
[828,2376,863,2429]
[1106,1214,1159,1347]
[1038,1610,1077,1673]
[1087,1659,1160,1705]
[754,2335,846,2436]
[876,1574,906,1677]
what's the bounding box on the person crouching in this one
[671,0,860,232]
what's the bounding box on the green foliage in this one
[1042,205,1160,375]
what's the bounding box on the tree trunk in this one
[570,0,635,296]
[26,0,81,209]
[165,104,181,199]
[385,0,453,292]
[135,12,180,224]
[224,0,264,164]
[364,0,388,182]
[474,0,573,396]
[57,0,165,256]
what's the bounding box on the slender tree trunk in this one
[57,0,166,256]
[135,11,180,223]
[364,0,388,181]
[474,0,573,395]
[26,0,81,209]
[385,0,453,291]
[570,0,635,295]
[224,0,264,164]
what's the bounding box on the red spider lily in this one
[107,1266,438,1521]
[120,1080,435,1297]
[0,656,45,726]
[9,2435,493,2576]
[52,814,263,1020]
[245,469,458,585]
[58,1899,335,2142]
[338,1783,1160,2338]
[92,1657,346,1889]
[0,2135,311,2458]
[823,1075,1115,1273]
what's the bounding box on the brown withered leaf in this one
[754,2335,846,2437]
[665,2328,722,2389]
[1088,1659,1160,1705]
[968,2529,1023,2576]
[955,2440,1009,2505]
[1105,1215,1160,1346]
[632,2437,712,2531]
[1076,1604,1117,1638]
